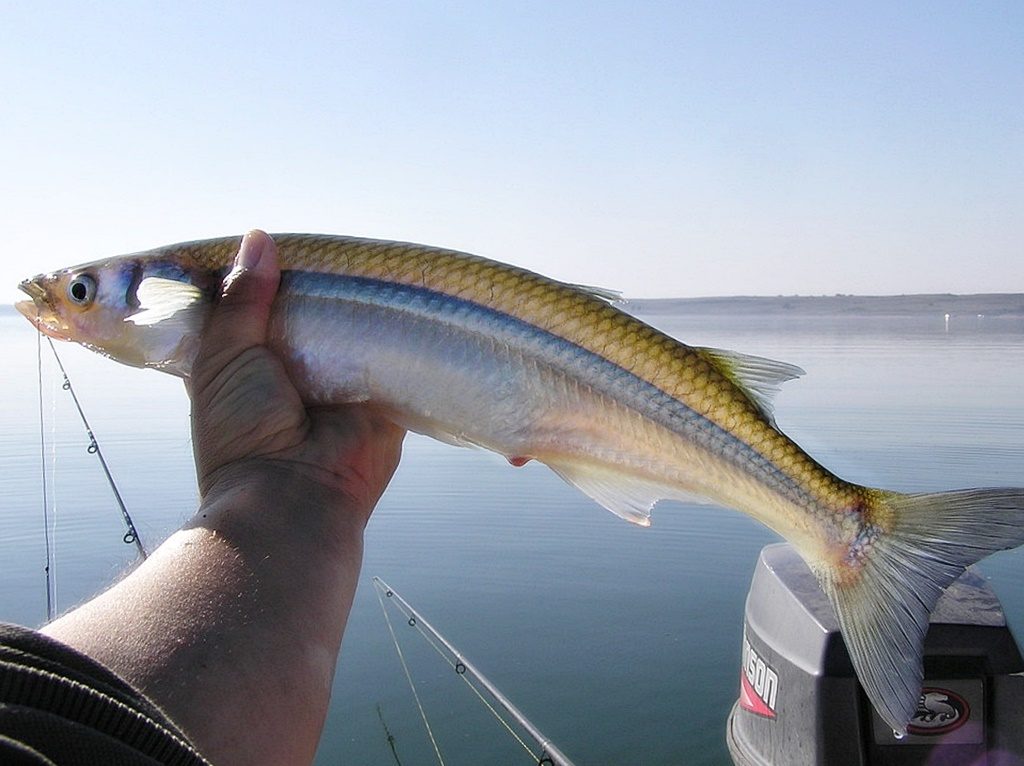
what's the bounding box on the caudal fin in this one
[816,488,1024,734]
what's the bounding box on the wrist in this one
[193,463,372,557]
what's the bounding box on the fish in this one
[16,232,1024,734]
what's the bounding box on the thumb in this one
[202,230,281,365]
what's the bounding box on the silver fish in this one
[16,233,1024,733]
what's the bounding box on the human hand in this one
[187,230,405,525]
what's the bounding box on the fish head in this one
[16,253,220,377]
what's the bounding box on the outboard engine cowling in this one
[727,543,1024,765]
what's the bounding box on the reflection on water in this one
[0,309,1022,765]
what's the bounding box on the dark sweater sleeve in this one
[0,623,210,766]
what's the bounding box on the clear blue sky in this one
[2,1,1021,303]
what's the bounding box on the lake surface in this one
[2,305,1023,765]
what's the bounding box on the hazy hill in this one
[628,293,1024,317]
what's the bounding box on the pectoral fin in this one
[127,277,205,327]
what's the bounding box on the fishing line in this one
[36,328,54,622]
[49,360,59,612]
[374,580,542,763]
[374,582,447,766]
[45,338,148,560]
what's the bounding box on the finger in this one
[202,230,281,363]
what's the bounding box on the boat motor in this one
[727,543,1024,765]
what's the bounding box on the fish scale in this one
[193,235,816,485]
[16,231,1024,734]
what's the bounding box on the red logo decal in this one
[739,635,778,718]
[739,670,776,717]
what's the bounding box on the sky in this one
[1,1,1021,304]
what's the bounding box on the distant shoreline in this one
[4,293,1023,318]
[627,293,1024,318]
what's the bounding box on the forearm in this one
[42,471,368,766]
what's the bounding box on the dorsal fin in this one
[567,282,625,304]
[699,347,804,425]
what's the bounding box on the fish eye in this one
[67,274,97,306]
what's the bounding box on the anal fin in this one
[546,459,701,527]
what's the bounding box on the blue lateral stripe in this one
[283,271,812,506]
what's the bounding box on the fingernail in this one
[237,231,266,269]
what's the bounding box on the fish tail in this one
[817,488,1024,734]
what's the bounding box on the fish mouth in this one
[16,278,72,341]
[15,278,45,321]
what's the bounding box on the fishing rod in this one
[43,337,148,559]
[373,577,577,766]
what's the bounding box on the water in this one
[1,306,1023,765]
